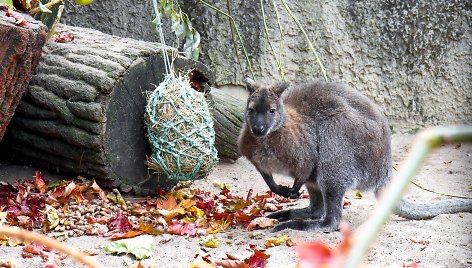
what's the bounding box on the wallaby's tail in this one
[395,198,472,220]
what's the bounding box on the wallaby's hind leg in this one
[272,177,345,232]
[267,181,324,221]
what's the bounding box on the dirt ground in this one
[0,134,471,267]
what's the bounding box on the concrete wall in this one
[62,0,472,130]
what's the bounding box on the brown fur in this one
[238,78,472,232]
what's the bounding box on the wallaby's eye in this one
[247,108,254,114]
[269,108,276,114]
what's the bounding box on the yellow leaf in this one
[188,206,205,219]
[355,191,363,199]
[199,234,220,248]
[180,199,197,209]
[157,207,185,221]
[265,234,290,248]
[44,204,59,231]
[174,188,194,201]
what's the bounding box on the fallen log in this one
[209,88,245,161]
[0,11,47,141]
[0,24,214,193]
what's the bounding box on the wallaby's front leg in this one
[259,171,301,198]
[268,181,323,221]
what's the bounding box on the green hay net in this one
[145,74,218,181]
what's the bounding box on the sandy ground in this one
[0,134,471,267]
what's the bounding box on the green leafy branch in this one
[157,0,200,61]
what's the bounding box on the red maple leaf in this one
[107,213,132,233]
[246,249,269,268]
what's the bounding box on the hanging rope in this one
[151,0,171,75]
[146,1,218,181]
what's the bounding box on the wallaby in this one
[237,77,472,232]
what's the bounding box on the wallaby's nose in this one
[252,125,265,136]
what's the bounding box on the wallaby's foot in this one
[272,219,339,232]
[267,207,322,221]
[272,184,301,199]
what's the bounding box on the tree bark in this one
[0,11,47,141]
[0,24,213,193]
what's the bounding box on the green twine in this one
[145,74,218,181]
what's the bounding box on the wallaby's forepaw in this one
[274,185,301,199]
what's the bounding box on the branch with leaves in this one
[155,0,200,61]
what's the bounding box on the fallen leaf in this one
[63,182,77,198]
[138,219,165,235]
[91,180,108,202]
[43,205,59,231]
[82,248,101,256]
[246,217,278,231]
[410,239,430,245]
[107,189,126,205]
[107,213,132,233]
[23,241,46,255]
[0,259,18,267]
[246,249,269,268]
[111,230,144,240]
[342,200,351,209]
[215,259,246,268]
[167,220,197,236]
[200,235,219,248]
[354,191,362,199]
[190,254,216,268]
[40,250,64,268]
[264,235,290,248]
[33,171,47,194]
[104,235,154,260]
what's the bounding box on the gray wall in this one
[62,0,472,130]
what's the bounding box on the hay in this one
[145,73,218,181]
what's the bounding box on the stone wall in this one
[62,0,472,129]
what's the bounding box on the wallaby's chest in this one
[248,130,316,179]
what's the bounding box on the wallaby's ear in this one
[245,76,257,93]
[273,82,289,97]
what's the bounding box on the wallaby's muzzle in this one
[251,124,267,137]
